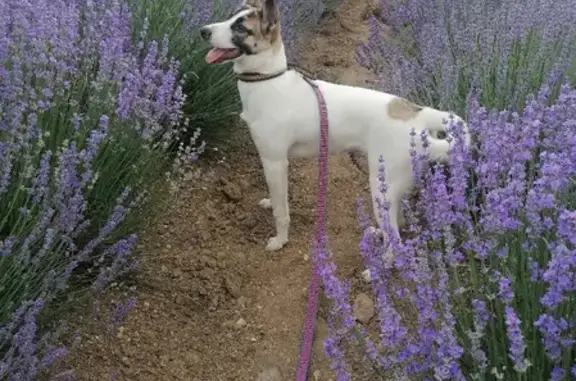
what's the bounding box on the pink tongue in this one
[206,48,229,64]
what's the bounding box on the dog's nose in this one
[200,27,212,41]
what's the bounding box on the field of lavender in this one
[2,0,576,379]
[319,0,576,380]
[0,0,335,378]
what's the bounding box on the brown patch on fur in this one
[267,23,281,45]
[238,2,282,50]
[387,97,423,120]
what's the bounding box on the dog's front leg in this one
[261,157,290,251]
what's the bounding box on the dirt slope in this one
[62,0,381,379]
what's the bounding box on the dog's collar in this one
[236,69,288,83]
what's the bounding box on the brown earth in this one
[61,0,386,380]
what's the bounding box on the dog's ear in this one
[261,0,279,31]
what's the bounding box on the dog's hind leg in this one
[260,157,290,251]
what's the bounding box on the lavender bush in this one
[319,1,576,379]
[357,0,576,114]
[1,0,344,378]
[129,0,239,142]
[319,84,576,380]
[0,0,193,378]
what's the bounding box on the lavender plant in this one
[0,0,191,377]
[357,0,576,114]
[129,0,239,143]
[318,85,576,380]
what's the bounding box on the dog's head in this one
[199,0,281,65]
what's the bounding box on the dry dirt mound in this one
[60,0,384,379]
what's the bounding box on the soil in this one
[61,0,385,380]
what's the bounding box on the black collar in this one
[236,68,288,83]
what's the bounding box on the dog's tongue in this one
[206,48,236,64]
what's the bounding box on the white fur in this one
[201,5,470,277]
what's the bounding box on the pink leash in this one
[294,76,329,381]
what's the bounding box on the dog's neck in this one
[233,43,288,78]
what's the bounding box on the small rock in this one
[313,370,321,380]
[237,296,249,309]
[353,293,375,324]
[241,215,258,229]
[225,275,241,298]
[221,180,243,202]
[235,318,247,328]
[256,364,283,381]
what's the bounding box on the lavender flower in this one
[108,297,137,333]
[498,277,514,304]
[362,0,576,112]
[504,306,528,372]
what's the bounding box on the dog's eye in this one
[436,131,447,139]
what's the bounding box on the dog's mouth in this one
[205,48,242,64]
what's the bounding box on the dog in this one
[200,0,470,279]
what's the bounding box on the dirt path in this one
[63,1,381,380]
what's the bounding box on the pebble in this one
[237,296,249,309]
[256,364,283,381]
[353,293,375,324]
[235,318,247,328]
[221,180,243,202]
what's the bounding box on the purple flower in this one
[558,210,576,246]
[109,297,137,333]
[540,242,576,309]
[504,306,528,372]
[498,276,514,304]
[550,366,565,381]
[472,299,490,327]
[534,314,572,362]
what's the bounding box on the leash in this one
[236,67,330,381]
[294,74,329,381]
[292,75,365,381]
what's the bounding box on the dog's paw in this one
[265,236,287,251]
[258,198,272,209]
[361,269,372,283]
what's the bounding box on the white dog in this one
[200,0,469,277]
